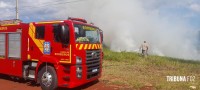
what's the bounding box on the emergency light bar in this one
[68,17,87,23]
[0,19,22,25]
[36,20,64,24]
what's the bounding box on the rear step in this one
[27,74,35,80]
[23,61,38,80]
[27,69,36,80]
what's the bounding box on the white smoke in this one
[35,0,200,60]
[84,0,200,60]
[1,0,200,60]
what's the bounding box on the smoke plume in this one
[57,0,200,60]
[4,0,197,60]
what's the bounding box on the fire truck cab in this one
[0,18,103,90]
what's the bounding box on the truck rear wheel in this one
[38,66,58,90]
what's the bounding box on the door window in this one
[36,26,45,39]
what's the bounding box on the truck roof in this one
[0,19,22,26]
[0,18,99,29]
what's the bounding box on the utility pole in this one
[16,0,19,19]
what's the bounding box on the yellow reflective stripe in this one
[69,45,72,63]
[88,44,92,49]
[27,54,31,59]
[91,44,94,49]
[97,44,100,49]
[84,44,88,49]
[92,44,95,49]
[1,24,19,26]
[96,44,98,49]
[36,21,63,24]
[32,59,39,61]
[60,61,69,63]
[75,44,103,50]
[95,44,98,49]
[76,44,78,48]
[79,44,83,50]
[99,44,101,49]
[29,23,44,53]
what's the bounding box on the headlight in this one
[76,66,82,73]
[77,73,82,79]
[76,66,82,79]
[76,56,82,64]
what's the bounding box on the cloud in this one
[0,1,15,19]
[190,3,200,12]
[0,1,9,8]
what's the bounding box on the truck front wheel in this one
[38,66,58,90]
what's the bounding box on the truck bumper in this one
[56,64,102,88]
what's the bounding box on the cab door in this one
[6,33,22,77]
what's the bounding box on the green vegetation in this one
[101,48,200,90]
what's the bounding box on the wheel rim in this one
[41,72,52,87]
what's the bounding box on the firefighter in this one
[140,41,149,57]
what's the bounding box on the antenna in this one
[16,0,19,19]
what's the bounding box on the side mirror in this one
[100,30,103,42]
[60,25,69,45]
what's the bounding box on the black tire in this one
[38,66,58,90]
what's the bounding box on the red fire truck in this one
[0,18,103,90]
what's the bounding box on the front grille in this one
[86,50,101,79]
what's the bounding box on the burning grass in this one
[101,48,200,90]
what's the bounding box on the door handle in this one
[13,61,15,67]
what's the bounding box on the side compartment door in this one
[7,33,22,77]
[0,33,6,73]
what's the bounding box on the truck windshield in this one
[74,24,100,43]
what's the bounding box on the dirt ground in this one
[0,74,120,90]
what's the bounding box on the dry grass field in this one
[101,48,200,90]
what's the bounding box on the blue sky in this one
[141,0,200,29]
[159,4,200,29]
[0,0,200,28]
[0,0,200,30]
